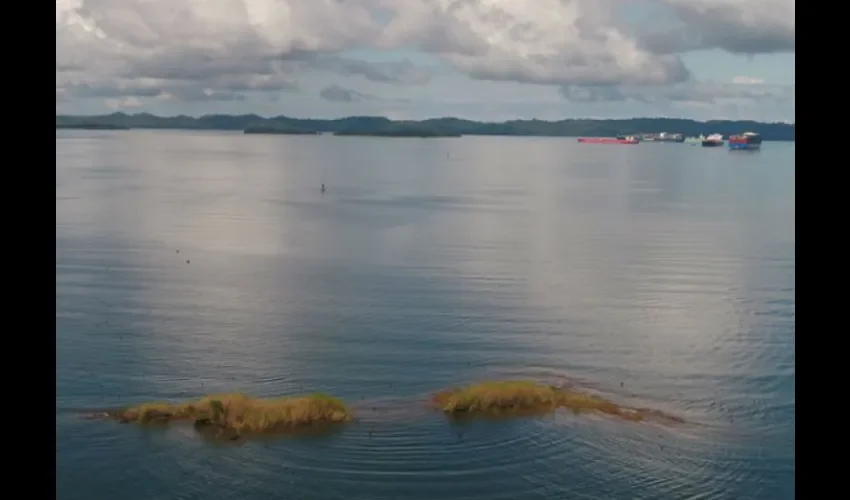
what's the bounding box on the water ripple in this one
[57,133,794,500]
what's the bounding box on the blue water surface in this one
[57,131,795,500]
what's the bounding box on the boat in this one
[577,135,639,145]
[701,134,724,147]
[684,135,705,145]
[728,132,762,150]
[655,132,685,143]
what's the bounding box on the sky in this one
[56,0,795,122]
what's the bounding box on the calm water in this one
[56,131,795,500]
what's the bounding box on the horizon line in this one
[56,112,795,125]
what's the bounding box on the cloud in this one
[558,85,629,102]
[319,85,374,103]
[559,81,795,111]
[640,0,795,55]
[56,0,795,112]
[105,97,143,110]
[732,76,765,85]
[56,0,384,101]
[380,0,691,86]
[58,72,298,102]
[306,55,433,85]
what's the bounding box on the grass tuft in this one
[112,393,353,434]
[431,380,683,423]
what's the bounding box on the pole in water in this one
[321,183,326,195]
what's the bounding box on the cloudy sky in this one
[56,0,795,122]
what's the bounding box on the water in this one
[56,131,795,500]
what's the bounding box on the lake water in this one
[56,131,795,500]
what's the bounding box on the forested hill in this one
[56,113,795,141]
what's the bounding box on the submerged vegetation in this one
[104,393,353,437]
[89,380,684,442]
[431,380,684,423]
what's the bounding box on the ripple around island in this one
[81,376,687,445]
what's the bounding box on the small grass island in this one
[99,393,353,438]
[431,380,684,423]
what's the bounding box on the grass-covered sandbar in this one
[100,393,353,436]
[431,380,684,423]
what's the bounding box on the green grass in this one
[431,380,684,423]
[112,393,353,433]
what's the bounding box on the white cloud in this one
[379,0,689,86]
[560,80,793,104]
[56,0,382,95]
[732,76,765,85]
[105,96,142,109]
[651,0,795,54]
[55,0,796,119]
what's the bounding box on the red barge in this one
[728,132,762,150]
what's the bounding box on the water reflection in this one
[57,131,795,500]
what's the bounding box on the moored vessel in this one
[728,132,761,150]
[656,132,685,143]
[577,136,639,145]
[701,133,724,147]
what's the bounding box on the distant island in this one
[56,113,795,141]
[56,122,130,130]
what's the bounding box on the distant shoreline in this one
[56,113,795,141]
[56,123,130,130]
